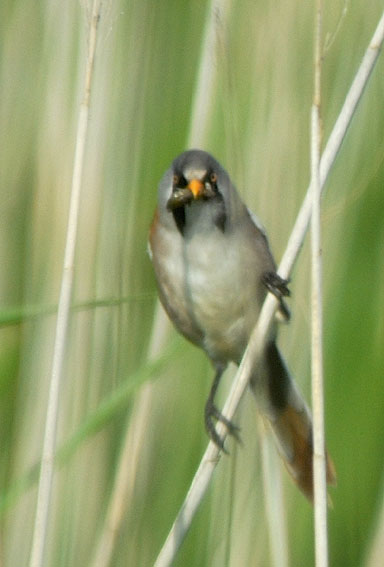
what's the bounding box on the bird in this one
[148,149,335,500]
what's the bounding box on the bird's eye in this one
[209,172,217,184]
[173,173,187,188]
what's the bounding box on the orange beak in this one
[188,178,204,199]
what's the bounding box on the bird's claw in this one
[262,271,290,298]
[204,401,241,453]
[262,272,291,321]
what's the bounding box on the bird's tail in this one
[251,342,336,500]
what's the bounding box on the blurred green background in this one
[1,1,384,565]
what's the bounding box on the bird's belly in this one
[184,237,260,363]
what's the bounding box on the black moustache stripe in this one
[213,192,227,232]
[172,207,186,234]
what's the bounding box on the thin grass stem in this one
[310,2,329,566]
[260,428,289,567]
[365,474,384,567]
[28,3,102,566]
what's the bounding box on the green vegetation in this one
[1,1,383,565]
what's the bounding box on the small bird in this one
[149,149,335,499]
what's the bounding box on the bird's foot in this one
[262,271,290,298]
[204,399,241,453]
[262,272,291,321]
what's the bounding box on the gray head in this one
[157,149,245,234]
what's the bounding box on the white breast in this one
[186,232,258,361]
[151,198,271,364]
[171,199,266,363]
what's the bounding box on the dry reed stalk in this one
[310,2,329,565]
[29,3,103,566]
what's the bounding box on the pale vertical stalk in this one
[261,429,289,567]
[365,474,384,567]
[187,0,232,148]
[310,2,328,566]
[90,385,153,567]
[154,12,384,567]
[28,3,102,567]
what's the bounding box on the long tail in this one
[251,342,336,500]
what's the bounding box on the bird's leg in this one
[204,366,241,452]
